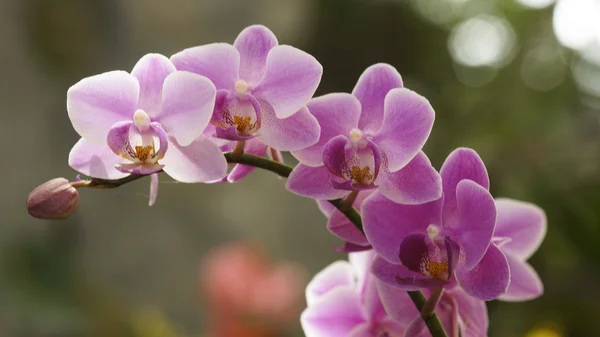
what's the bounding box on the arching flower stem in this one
[70,151,447,337]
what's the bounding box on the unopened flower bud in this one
[26,178,79,220]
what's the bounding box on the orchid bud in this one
[26,178,79,220]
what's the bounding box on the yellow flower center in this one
[350,165,374,184]
[135,145,155,162]
[427,261,449,280]
[233,115,253,134]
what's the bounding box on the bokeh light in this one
[516,0,556,9]
[448,15,517,68]
[553,0,600,50]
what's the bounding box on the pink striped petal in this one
[131,53,175,114]
[234,25,278,85]
[373,88,435,172]
[170,43,240,91]
[253,45,322,119]
[305,261,355,306]
[67,71,139,143]
[456,243,509,300]
[68,138,128,179]
[157,71,216,146]
[352,63,403,135]
[259,104,320,151]
[291,93,362,166]
[494,198,547,260]
[440,148,490,227]
[161,135,227,183]
[498,253,543,301]
[454,180,497,270]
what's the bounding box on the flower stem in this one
[407,290,448,337]
[71,152,447,337]
[421,287,444,317]
[341,190,359,212]
[231,140,246,160]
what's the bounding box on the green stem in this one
[408,290,448,337]
[73,152,446,337]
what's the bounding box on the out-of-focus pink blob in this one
[200,242,308,337]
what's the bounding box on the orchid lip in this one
[213,93,262,139]
[107,121,169,174]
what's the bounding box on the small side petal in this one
[371,256,424,291]
[352,63,403,134]
[234,25,278,85]
[291,93,362,166]
[377,151,442,204]
[68,138,128,180]
[161,135,227,183]
[131,53,176,113]
[157,71,216,146]
[227,138,268,183]
[440,148,490,226]
[498,254,543,302]
[454,180,497,270]
[170,43,240,91]
[286,164,349,199]
[305,261,355,306]
[457,243,510,301]
[373,88,435,172]
[494,198,547,260]
[301,287,366,337]
[67,71,139,143]
[259,104,321,151]
[362,192,443,263]
[253,45,323,119]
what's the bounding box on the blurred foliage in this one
[2,0,599,336]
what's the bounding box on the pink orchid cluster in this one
[26,24,547,337]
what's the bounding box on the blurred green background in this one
[2,0,598,336]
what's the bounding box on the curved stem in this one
[408,291,448,337]
[73,152,445,337]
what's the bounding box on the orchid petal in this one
[373,88,435,172]
[446,288,488,337]
[170,43,240,91]
[376,280,419,325]
[494,198,547,260]
[253,45,322,119]
[306,261,355,306]
[67,71,139,143]
[259,103,320,151]
[234,25,278,85]
[498,254,543,301]
[291,93,362,166]
[131,53,175,114]
[371,256,428,290]
[301,286,366,337]
[362,192,443,263]
[454,180,497,270]
[352,63,403,134]
[377,151,442,204]
[398,234,427,275]
[156,71,216,146]
[161,135,227,183]
[286,164,349,199]
[457,243,510,300]
[68,138,128,179]
[440,148,490,227]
